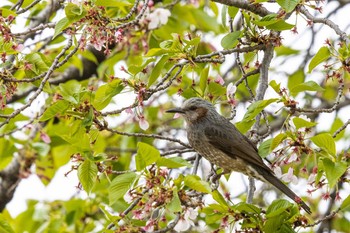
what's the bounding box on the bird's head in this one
[166,97,216,123]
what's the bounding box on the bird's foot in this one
[208,171,223,190]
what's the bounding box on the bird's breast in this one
[187,126,265,180]
[187,127,239,172]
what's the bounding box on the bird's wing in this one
[204,123,270,171]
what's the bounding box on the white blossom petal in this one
[139,116,149,130]
[174,218,190,232]
[147,8,171,30]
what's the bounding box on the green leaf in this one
[0,138,16,170]
[95,0,132,7]
[208,82,226,96]
[135,142,160,171]
[266,20,294,31]
[25,53,50,74]
[276,0,300,13]
[212,190,229,207]
[0,8,17,18]
[148,55,169,87]
[253,15,294,31]
[266,199,293,217]
[228,6,239,19]
[290,81,324,95]
[293,117,317,129]
[221,31,241,49]
[128,58,156,75]
[322,158,347,188]
[184,174,211,193]
[167,188,182,212]
[340,194,350,210]
[243,98,279,122]
[330,118,345,141]
[199,65,209,95]
[78,159,98,194]
[258,138,273,158]
[269,80,281,94]
[109,172,137,205]
[93,79,124,110]
[288,69,305,94]
[53,17,70,39]
[145,48,173,57]
[82,107,94,128]
[40,100,70,121]
[156,157,191,168]
[221,5,227,27]
[233,202,261,213]
[65,3,86,22]
[308,46,331,73]
[270,133,287,151]
[235,119,255,134]
[310,133,336,156]
[0,214,14,233]
[59,80,85,104]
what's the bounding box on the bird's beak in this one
[166,107,185,114]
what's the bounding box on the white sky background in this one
[2,1,350,228]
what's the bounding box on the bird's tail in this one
[258,168,312,214]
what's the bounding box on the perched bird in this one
[166,97,311,214]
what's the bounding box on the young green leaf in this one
[0,214,15,233]
[53,18,70,39]
[199,65,209,94]
[233,202,261,214]
[184,175,211,193]
[212,190,229,207]
[167,188,182,212]
[276,0,300,13]
[78,159,98,194]
[108,172,137,205]
[308,46,331,73]
[221,31,241,49]
[322,158,347,189]
[269,80,281,94]
[290,81,324,95]
[40,100,70,121]
[310,133,336,156]
[59,80,85,104]
[93,79,124,110]
[148,55,169,87]
[258,138,273,158]
[243,98,279,122]
[340,194,350,210]
[292,117,317,129]
[270,133,287,151]
[135,142,161,171]
[156,157,191,168]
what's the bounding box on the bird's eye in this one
[188,106,197,111]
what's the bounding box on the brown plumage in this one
[166,97,311,214]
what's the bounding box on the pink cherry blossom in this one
[215,76,224,85]
[40,131,51,144]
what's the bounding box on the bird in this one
[166,97,311,214]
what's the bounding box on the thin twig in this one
[0,36,75,129]
[152,213,181,233]
[299,6,349,42]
